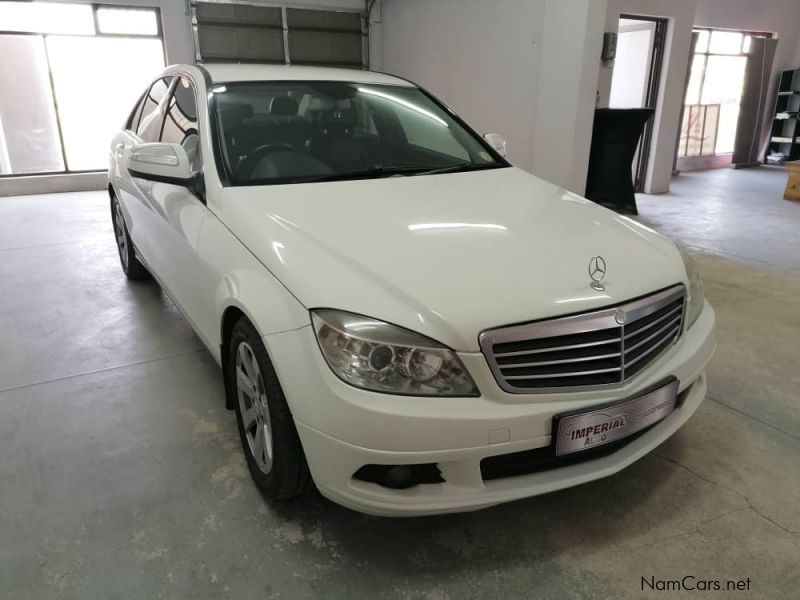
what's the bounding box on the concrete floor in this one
[1,167,799,599]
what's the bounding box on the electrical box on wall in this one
[602,32,617,61]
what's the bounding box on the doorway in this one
[676,28,773,171]
[609,15,667,192]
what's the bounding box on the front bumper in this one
[265,301,716,517]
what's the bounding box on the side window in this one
[126,91,147,131]
[160,76,201,172]
[136,77,174,142]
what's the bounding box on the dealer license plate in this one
[554,378,680,456]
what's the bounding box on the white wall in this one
[795,35,800,66]
[380,0,607,194]
[530,0,607,194]
[380,0,545,180]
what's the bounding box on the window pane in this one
[96,7,159,36]
[137,78,173,143]
[161,78,201,172]
[694,30,709,53]
[212,82,497,184]
[126,93,148,131]
[742,35,752,54]
[684,54,706,105]
[0,2,94,35]
[700,55,747,154]
[391,101,469,161]
[708,30,743,54]
[684,106,703,157]
[0,35,64,174]
[46,36,166,170]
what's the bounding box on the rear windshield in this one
[210,81,505,185]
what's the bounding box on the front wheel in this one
[229,317,312,500]
[110,196,148,280]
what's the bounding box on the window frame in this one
[0,3,167,178]
[678,27,773,158]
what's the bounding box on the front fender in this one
[215,268,309,344]
[214,267,309,411]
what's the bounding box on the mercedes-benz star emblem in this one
[588,256,607,291]
[614,308,627,325]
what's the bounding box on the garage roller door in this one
[192,2,365,68]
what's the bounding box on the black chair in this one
[585,108,654,215]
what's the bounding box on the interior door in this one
[608,16,667,192]
[732,37,778,167]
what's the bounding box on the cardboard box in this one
[785,161,800,201]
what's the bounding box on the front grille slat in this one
[496,351,621,369]
[623,303,682,339]
[625,328,679,370]
[493,337,622,359]
[480,285,685,392]
[504,367,622,380]
[623,315,682,355]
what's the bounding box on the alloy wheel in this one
[114,203,129,270]
[236,342,274,474]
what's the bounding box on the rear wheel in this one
[111,196,148,280]
[229,317,312,500]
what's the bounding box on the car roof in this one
[192,63,414,87]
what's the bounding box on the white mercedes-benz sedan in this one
[109,63,715,516]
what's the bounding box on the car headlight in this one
[677,245,704,328]
[311,309,479,397]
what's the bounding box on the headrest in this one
[219,103,254,127]
[270,96,298,117]
[313,108,357,127]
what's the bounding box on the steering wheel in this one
[237,143,297,178]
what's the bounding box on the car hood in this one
[216,167,686,351]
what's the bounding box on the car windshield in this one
[211,81,506,185]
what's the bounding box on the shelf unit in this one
[766,68,800,163]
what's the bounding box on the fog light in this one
[353,463,444,489]
[385,465,414,489]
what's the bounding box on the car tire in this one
[229,317,312,500]
[110,195,149,281]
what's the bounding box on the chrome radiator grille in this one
[479,286,685,393]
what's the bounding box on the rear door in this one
[113,76,175,263]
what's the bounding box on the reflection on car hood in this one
[216,167,686,351]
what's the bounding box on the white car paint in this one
[109,64,715,516]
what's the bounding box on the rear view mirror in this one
[484,133,507,158]
[128,143,193,183]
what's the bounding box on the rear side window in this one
[136,77,174,142]
[161,76,201,172]
[126,91,147,131]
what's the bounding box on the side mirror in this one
[128,142,193,184]
[484,133,507,158]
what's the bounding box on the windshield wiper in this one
[283,164,434,184]
[416,163,506,176]
[281,162,505,184]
